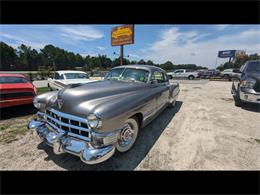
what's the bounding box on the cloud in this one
[215,25,230,31]
[59,26,104,41]
[129,53,140,59]
[142,27,260,68]
[80,53,99,57]
[97,46,106,50]
[0,32,45,49]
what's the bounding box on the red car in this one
[0,74,37,108]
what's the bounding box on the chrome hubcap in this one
[119,123,136,147]
[120,124,134,142]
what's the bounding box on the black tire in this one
[47,83,53,91]
[188,75,194,80]
[168,75,173,79]
[223,74,229,79]
[234,89,242,107]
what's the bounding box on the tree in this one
[138,59,146,64]
[0,42,18,70]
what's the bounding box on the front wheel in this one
[188,75,195,80]
[234,88,242,107]
[116,117,139,153]
[168,75,173,79]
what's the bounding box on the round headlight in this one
[33,97,41,109]
[87,113,102,129]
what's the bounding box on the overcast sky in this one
[1,25,259,68]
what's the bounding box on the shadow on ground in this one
[0,104,37,120]
[37,101,183,170]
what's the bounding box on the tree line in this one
[0,41,208,72]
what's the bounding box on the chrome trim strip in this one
[46,115,90,132]
[47,121,91,141]
[48,108,88,124]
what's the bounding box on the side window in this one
[54,73,60,80]
[59,74,64,80]
[152,71,166,83]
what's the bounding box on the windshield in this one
[64,73,88,79]
[246,61,260,72]
[105,68,150,83]
[0,77,29,84]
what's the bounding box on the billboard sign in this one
[218,50,236,58]
[111,25,134,46]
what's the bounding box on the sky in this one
[0,24,260,69]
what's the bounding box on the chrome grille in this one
[45,108,90,139]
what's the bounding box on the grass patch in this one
[255,139,260,144]
[0,125,28,144]
[0,124,9,131]
[37,87,50,95]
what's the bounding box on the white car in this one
[220,69,241,80]
[47,70,96,90]
[167,69,198,80]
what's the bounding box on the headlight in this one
[87,113,102,129]
[33,97,41,109]
[241,78,256,88]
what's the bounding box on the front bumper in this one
[240,90,260,104]
[28,119,115,164]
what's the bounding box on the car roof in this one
[0,73,26,78]
[55,70,87,74]
[112,64,165,72]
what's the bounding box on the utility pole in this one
[120,45,124,65]
[53,60,56,72]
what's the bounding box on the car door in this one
[152,71,169,109]
[178,70,185,78]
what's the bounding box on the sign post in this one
[111,24,134,65]
[120,45,124,66]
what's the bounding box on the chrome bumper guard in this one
[28,119,115,164]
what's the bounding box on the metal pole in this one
[215,56,218,69]
[120,45,124,65]
[53,60,56,72]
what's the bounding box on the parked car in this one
[167,69,198,80]
[199,69,220,79]
[28,65,180,164]
[47,70,96,90]
[0,74,37,108]
[231,60,260,106]
[220,69,240,80]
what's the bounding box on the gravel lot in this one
[0,81,259,170]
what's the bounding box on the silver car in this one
[28,65,180,164]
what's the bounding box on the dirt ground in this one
[0,80,259,170]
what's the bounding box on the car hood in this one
[48,80,149,117]
[59,79,97,85]
[247,72,260,81]
[0,83,35,93]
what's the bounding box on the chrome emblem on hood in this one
[57,97,64,109]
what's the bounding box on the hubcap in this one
[120,124,134,144]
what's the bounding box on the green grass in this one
[0,124,9,131]
[255,139,260,144]
[37,87,50,95]
[0,125,28,144]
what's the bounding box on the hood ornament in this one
[57,97,64,109]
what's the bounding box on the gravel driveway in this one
[0,81,259,170]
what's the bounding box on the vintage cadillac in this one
[28,65,180,164]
